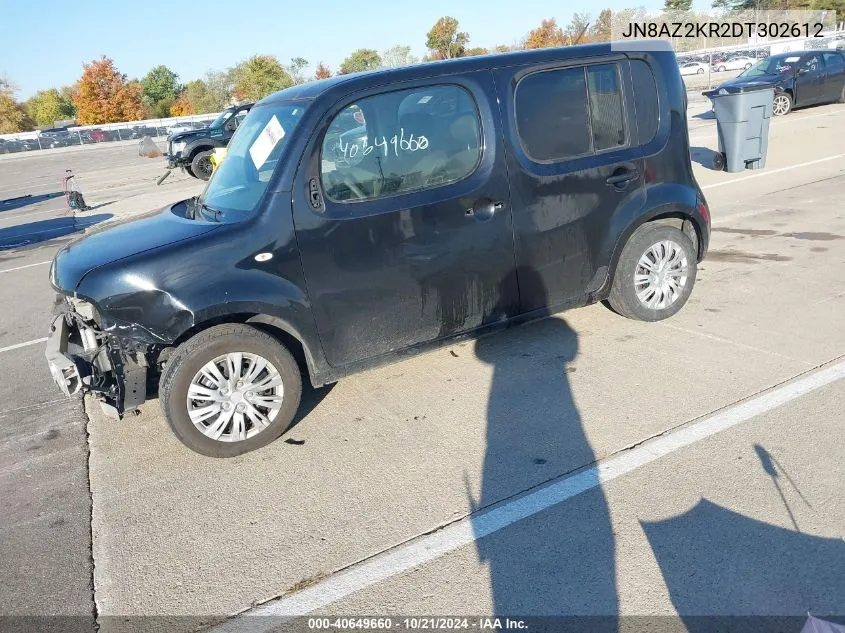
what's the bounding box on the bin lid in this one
[703,82,776,98]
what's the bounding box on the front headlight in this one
[171,141,186,154]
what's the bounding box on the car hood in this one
[717,74,787,90]
[169,127,214,142]
[52,204,221,294]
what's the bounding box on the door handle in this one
[606,169,638,188]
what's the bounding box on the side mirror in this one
[797,68,809,75]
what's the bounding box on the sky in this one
[0,0,709,99]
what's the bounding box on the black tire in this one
[606,223,697,322]
[773,92,792,116]
[744,63,752,69]
[159,324,302,457]
[184,165,195,178]
[718,65,726,72]
[712,152,725,171]
[190,150,214,181]
[697,68,704,74]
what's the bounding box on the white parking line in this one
[701,154,845,190]
[0,338,48,354]
[210,359,845,629]
[0,261,51,274]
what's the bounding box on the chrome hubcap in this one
[187,352,284,442]
[773,95,789,115]
[634,240,689,310]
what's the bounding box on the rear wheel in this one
[190,150,214,181]
[159,324,302,457]
[606,224,697,322]
[772,92,792,116]
[697,67,704,74]
[718,65,726,72]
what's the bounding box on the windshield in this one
[200,102,307,216]
[210,110,234,129]
[740,56,797,78]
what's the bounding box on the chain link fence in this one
[0,112,223,155]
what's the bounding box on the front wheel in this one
[772,92,792,116]
[697,68,705,74]
[718,65,726,72]
[159,324,302,457]
[606,224,697,322]
[190,150,214,181]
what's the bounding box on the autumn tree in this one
[314,63,332,80]
[140,65,180,117]
[590,9,613,42]
[525,18,567,48]
[169,92,193,116]
[339,49,382,74]
[426,16,470,59]
[24,88,76,126]
[73,56,145,124]
[287,57,309,84]
[465,47,489,56]
[382,45,419,67]
[0,76,32,133]
[230,55,293,102]
[566,12,593,44]
[665,0,692,9]
[180,72,231,114]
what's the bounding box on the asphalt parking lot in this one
[1,100,844,632]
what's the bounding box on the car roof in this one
[260,40,674,105]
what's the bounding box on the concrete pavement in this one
[0,98,843,632]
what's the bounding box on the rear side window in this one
[320,85,481,202]
[630,60,659,145]
[515,63,627,162]
[822,52,844,69]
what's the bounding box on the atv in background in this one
[165,103,253,180]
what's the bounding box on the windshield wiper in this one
[198,202,224,222]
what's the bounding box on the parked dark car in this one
[166,104,253,180]
[46,41,710,457]
[710,50,845,115]
[39,128,77,148]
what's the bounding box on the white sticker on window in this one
[249,115,285,169]
[417,95,432,104]
[785,56,800,62]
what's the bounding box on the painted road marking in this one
[0,338,48,354]
[209,359,845,629]
[701,154,844,190]
[0,261,51,274]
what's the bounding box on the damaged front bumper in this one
[45,298,149,418]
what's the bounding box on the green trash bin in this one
[703,83,774,173]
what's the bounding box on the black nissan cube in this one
[46,41,710,457]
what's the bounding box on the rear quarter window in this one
[630,60,659,146]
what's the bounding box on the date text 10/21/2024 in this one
[308,617,529,630]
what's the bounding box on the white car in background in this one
[679,61,710,75]
[713,56,756,72]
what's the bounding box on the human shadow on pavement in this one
[642,498,845,633]
[472,267,618,632]
[0,213,112,250]
[0,192,63,212]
